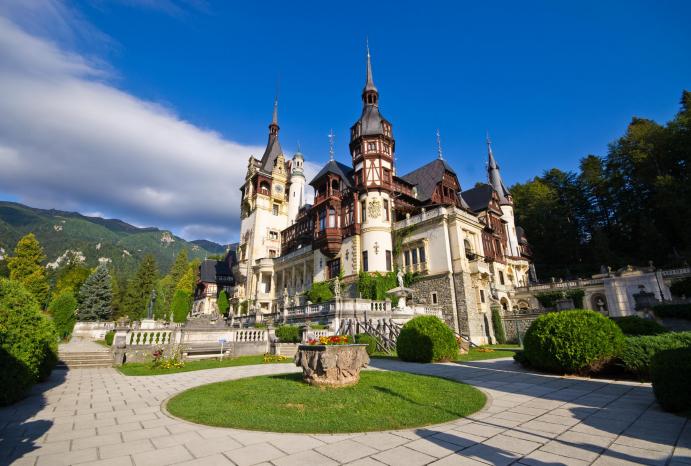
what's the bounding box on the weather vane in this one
[328,129,335,161]
[436,128,443,160]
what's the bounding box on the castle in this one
[199,48,534,344]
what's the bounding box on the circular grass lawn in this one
[165,371,485,433]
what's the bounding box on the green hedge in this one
[396,315,458,363]
[48,290,77,340]
[104,330,115,346]
[652,303,691,320]
[354,333,378,355]
[275,325,301,343]
[0,278,58,405]
[307,281,333,303]
[651,348,691,412]
[612,316,668,336]
[522,310,624,375]
[618,331,691,379]
[491,306,506,344]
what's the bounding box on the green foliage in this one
[78,264,113,321]
[123,255,158,320]
[522,310,625,375]
[564,289,585,308]
[7,233,50,307]
[275,325,301,343]
[618,331,691,379]
[176,260,199,295]
[651,348,691,413]
[534,291,564,308]
[612,316,668,336]
[490,306,506,344]
[171,290,192,323]
[307,281,333,303]
[104,330,114,346]
[356,271,399,306]
[48,290,77,340]
[396,315,458,363]
[309,323,328,329]
[0,278,58,405]
[217,290,229,316]
[239,300,249,315]
[652,303,691,320]
[354,333,378,355]
[157,250,189,318]
[511,91,691,278]
[670,278,691,298]
[53,257,90,300]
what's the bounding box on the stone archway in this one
[591,293,608,316]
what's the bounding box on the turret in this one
[487,136,520,257]
[288,149,305,224]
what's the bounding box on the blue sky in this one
[0,1,689,243]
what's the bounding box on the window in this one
[362,251,369,272]
[260,182,270,195]
[431,292,438,305]
[499,271,505,285]
[411,249,418,265]
[269,249,277,258]
[464,238,475,260]
[385,250,392,271]
[272,204,279,216]
[328,208,336,228]
[328,259,341,279]
[383,199,390,221]
[404,250,411,266]
[480,289,486,303]
[419,246,426,263]
[361,200,366,222]
[367,142,376,152]
[268,230,279,241]
[319,209,326,231]
[384,144,390,154]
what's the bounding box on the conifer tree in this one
[8,233,50,306]
[123,255,158,320]
[49,290,77,339]
[171,289,192,323]
[217,290,229,316]
[78,264,113,321]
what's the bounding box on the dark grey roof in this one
[353,105,388,137]
[516,226,528,244]
[461,184,494,212]
[309,160,354,188]
[400,159,465,206]
[199,259,233,284]
[259,133,283,172]
[488,146,511,205]
[364,48,378,93]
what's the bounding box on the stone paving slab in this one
[0,357,688,465]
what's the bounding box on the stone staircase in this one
[57,347,113,369]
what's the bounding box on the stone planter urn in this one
[294,344,369,387]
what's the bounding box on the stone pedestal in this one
[387,287,415,309]
[139,319,157,330]
[294,344,369,387]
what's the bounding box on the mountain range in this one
[0,201,228,274]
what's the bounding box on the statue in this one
[397,269,405,289]
[146,289,156,320]
[333,277,341,298]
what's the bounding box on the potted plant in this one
[294,335,369,387]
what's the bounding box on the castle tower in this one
[349,44,395,273]
[287,148,305,224]
[487,136,520,258]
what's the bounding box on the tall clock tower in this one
[349,46,395,273]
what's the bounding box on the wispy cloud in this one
[0,10,318,243]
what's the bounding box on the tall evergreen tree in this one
[123,255,158,320]
[217,290,229,316]
[48,290,77,339]
[78,264,113,321]
[8,233,50,306]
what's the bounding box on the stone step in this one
[56,360,112,369]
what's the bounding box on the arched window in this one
[319,210,326,231]
[259,182,270,195]
[328,208,336,228]
[464,239,475,260]
[331,179,339,193]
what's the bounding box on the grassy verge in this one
[372,344,518,362]
[166,371,485,433]
[118,354,292,376]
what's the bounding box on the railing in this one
[234,329,267,342]
[661,267,691,278]
[128,330,173,346]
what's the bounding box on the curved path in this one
[1,358,689,466]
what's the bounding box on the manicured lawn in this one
[372,344,519,362]
[166,371,485,433]
[118,354,292,376]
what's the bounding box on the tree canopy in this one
[7,233,50,306]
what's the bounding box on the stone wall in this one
[502,313,544,343]
[453,272,491,344]
[410,273,455,328]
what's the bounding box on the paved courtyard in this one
[0,357,689,466]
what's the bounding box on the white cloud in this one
[0,13,279,243]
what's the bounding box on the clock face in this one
[274,184,283,193]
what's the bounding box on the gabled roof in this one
[400,159,460,203]
[199,259,233,284]
[309,160,354,188]
[461,184,494,213]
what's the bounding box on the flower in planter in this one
[307,335,351,345]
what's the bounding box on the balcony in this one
[313,227,342,257]
[403,262,428,274]
[469,258,490,276]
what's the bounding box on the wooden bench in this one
[182,344,232,360]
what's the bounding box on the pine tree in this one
[49,290,77,339]
[78,264,113,321]
[171,289,192,323]
[217,290,229,316]
[170,249,189,284]
[176,260,199,295]
[8,233,50,307]
[158,249,189,317]
[123,255,158,320]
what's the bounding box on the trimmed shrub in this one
[612,316,667,336]
[104,330,115,346]
[652,303,691,320]
[275,325,301,343]
[491,306,506,344]
[618,331,691,379]
[396,315,458,363]
[534,291,563,308]
[355,333,378,355]
[217,290,229,316]
[307,281,333,303]
[48,290,77,340]
[171,290,192,323]
[651,348,691,412]
[522,310,624,375]
[0,278,58,405]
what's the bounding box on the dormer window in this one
[367,142,376,152]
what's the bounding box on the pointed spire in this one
[296,140,302,154]
[486,133,511,204]
[271,96,278,127]
[328,129,335,161]
[363,37,378,95]
[436,129,443,160]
